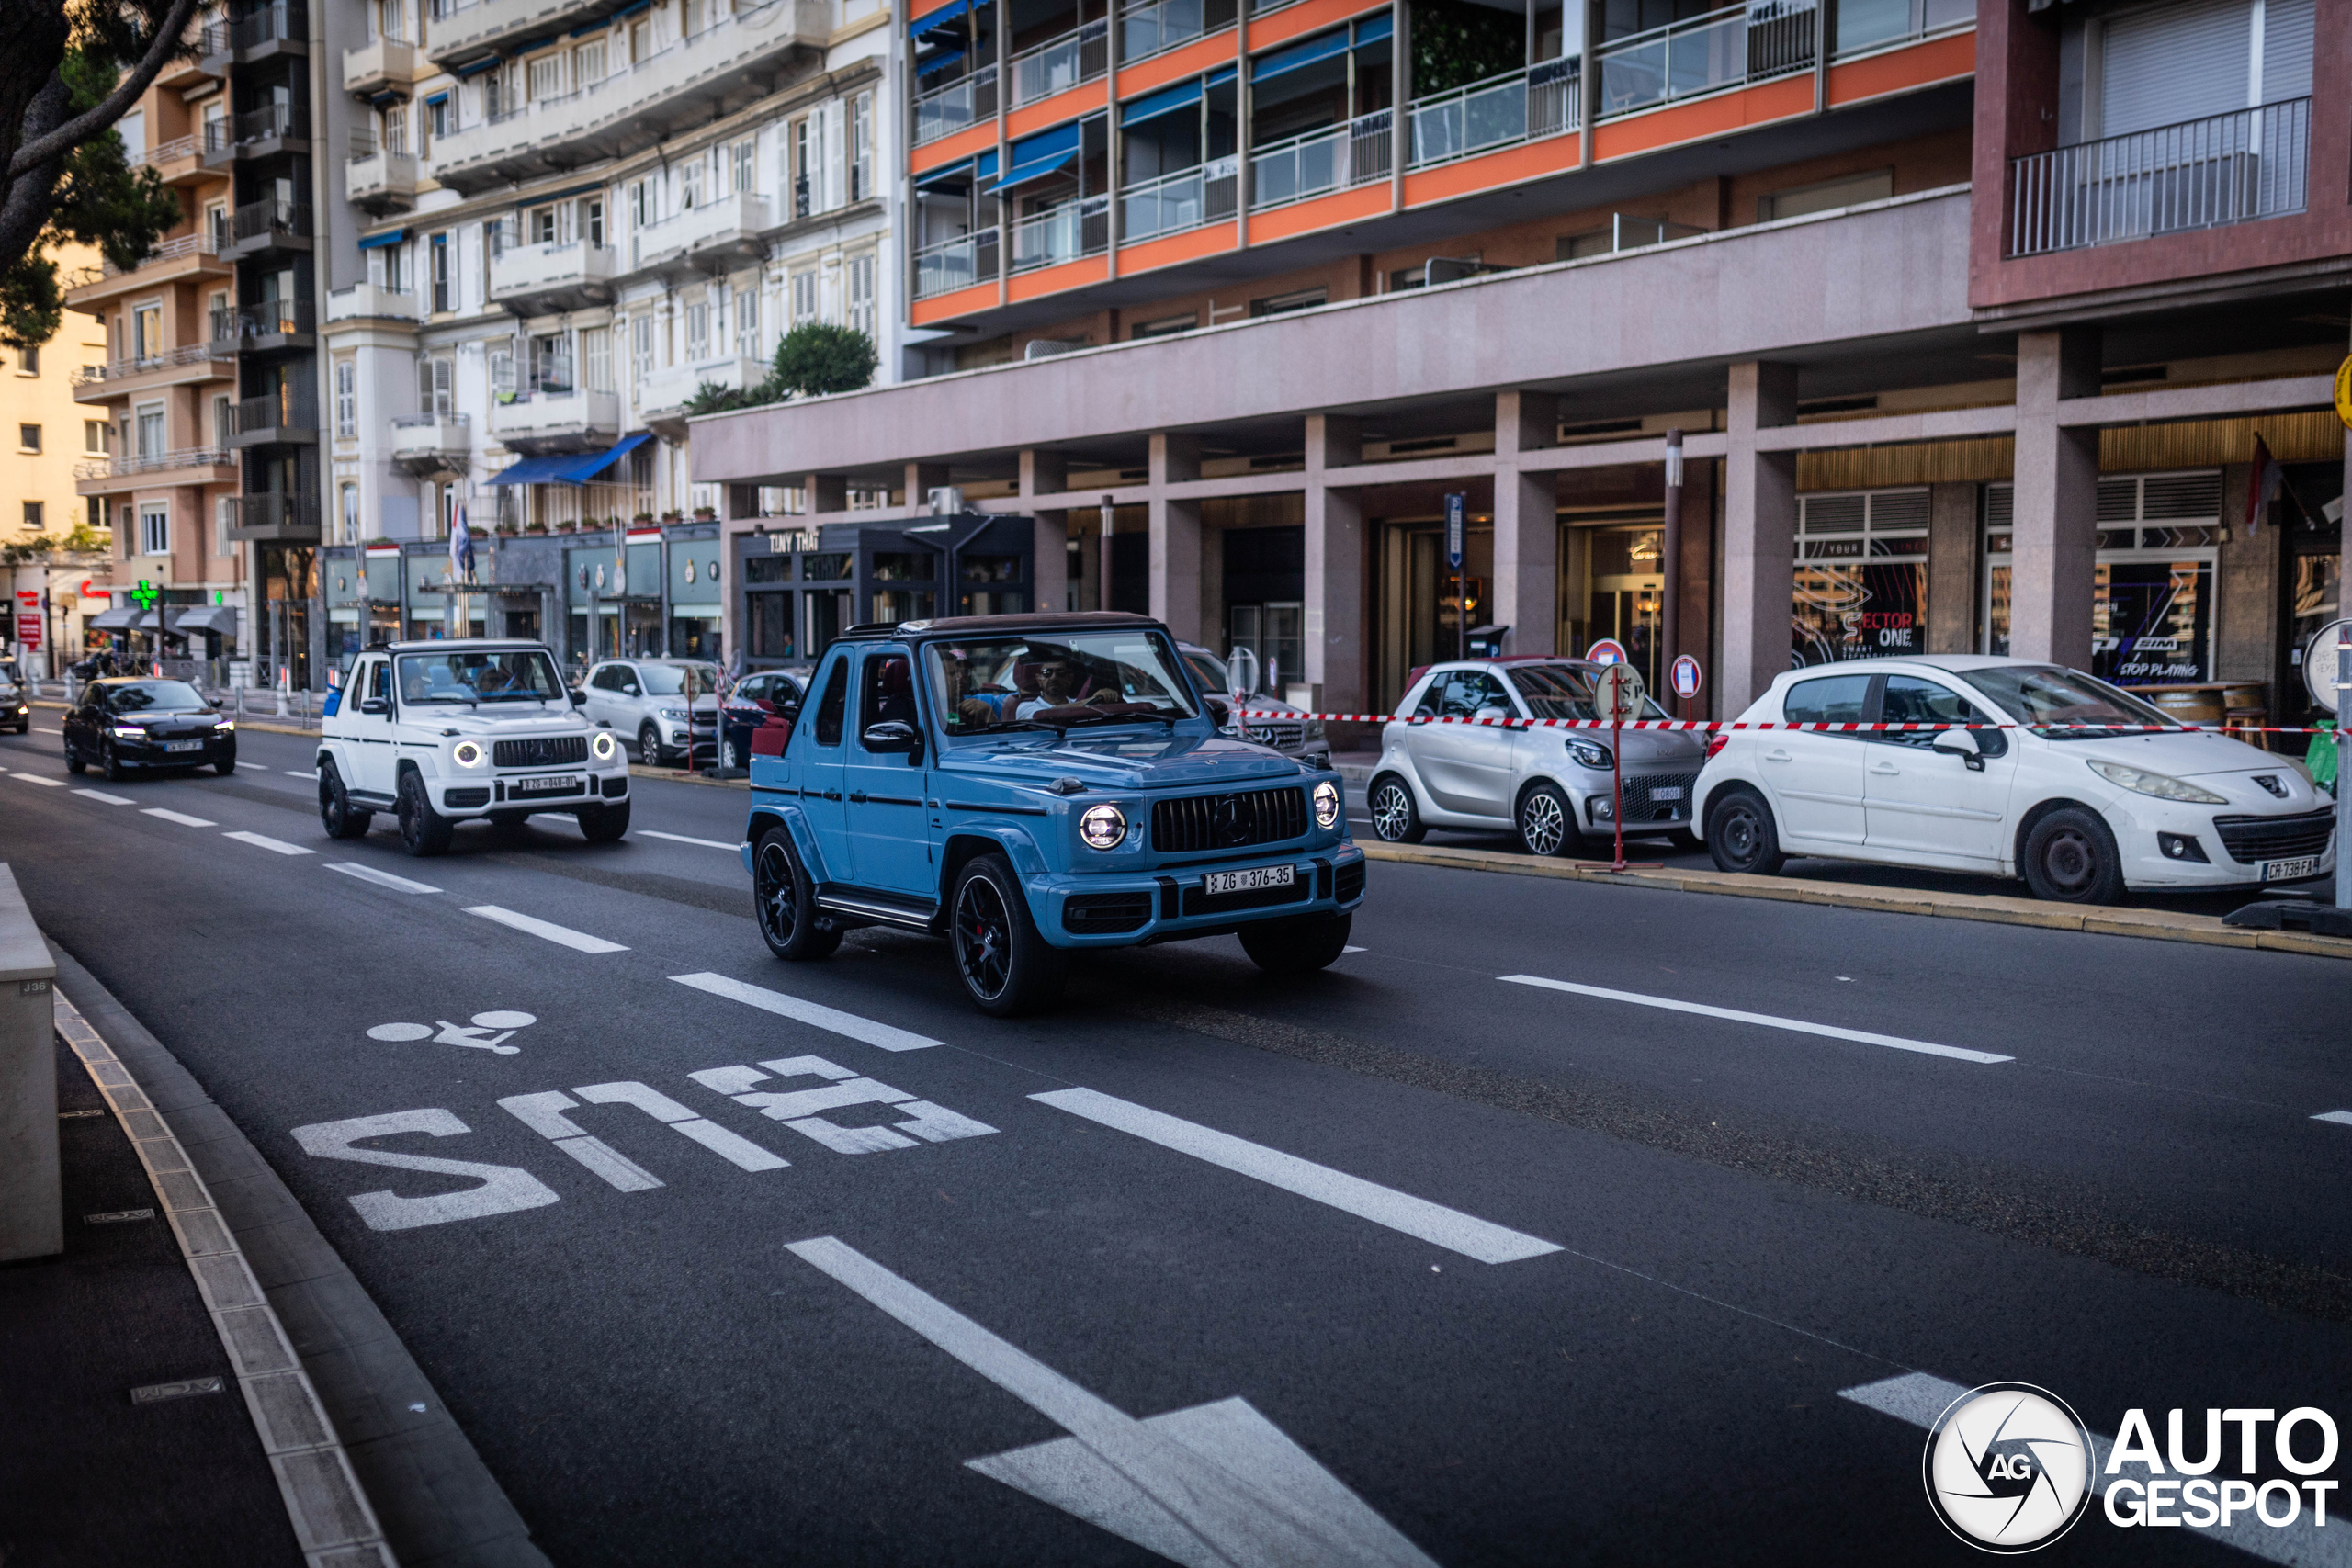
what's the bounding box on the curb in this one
[46,944,553,1568]
[628,763,748,789]
[1358,841,2352,960]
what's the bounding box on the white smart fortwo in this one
[1692,656,2335,903]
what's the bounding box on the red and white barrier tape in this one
[1230,708,2342,737]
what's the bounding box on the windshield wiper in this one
[1052,709,1179,730]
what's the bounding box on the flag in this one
[2245,434,2282,534]
[450,500,476,581]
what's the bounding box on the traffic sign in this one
[1443,493,1464,569]
[1585,637,1629,665]
[1670,655,1702,699]
[1593,661,1645,722]
[2335,355,2352,431]
[2303,618,2349,715]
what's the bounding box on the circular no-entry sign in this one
[1585,638,1629,666]
[1670,655,1702,699]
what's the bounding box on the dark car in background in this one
[62,678,236,781]
[0,659,28,734]
[721,670,806,766]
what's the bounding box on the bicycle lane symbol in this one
[367,1010,537,1055]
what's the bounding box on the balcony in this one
[200,0,308,69]
[130,134,209,187]
[326,283,423,323]
[913,230,1001,300]
[218,299,317,350]
[391,412,472,476]
[1596,0,1815,120]
[637,355,764,436]
[227,198,312,258]
[346,141,419,212]
[2008,98,2311,259]
[1010,195,1108,273]
[913,63,996,148]
[232,386,319,446]
[1833,0,1972,60]
[74,448,239,494]
[1010,18,1107,108]
[1408,61,1574,169]
[234,491,322,542]
[1119,0,1233,65]
[426,0,628,70]
[490,240,619,314]
[1120,157,1238,244]
[343,35,418,96]
[204,103,310,168]
[628,191,774,274]
[69,342,239,403]
[1250,112,1388,210]
[63,232,232,308]
[490,387,622,454]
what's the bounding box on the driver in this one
[1015,653,1121,719]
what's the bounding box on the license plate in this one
[163,739,204,752]
[2261,856,2319,882]
[512,773,583,796]
[1649,785,1683,801]
[1204,863,1295,897]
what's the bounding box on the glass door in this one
[1586,524,1663,691]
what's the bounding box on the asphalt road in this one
[2,718,2346,1566]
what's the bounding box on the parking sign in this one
[1443,493,1464,570]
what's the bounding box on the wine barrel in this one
[2148,688,2225,725]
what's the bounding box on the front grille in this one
[444,787,490,808]
[1182,876,1310,917]
[1611,770,1701,823]
[2213,810,2335,865]
[1242,721,1304,750]
[1335,860,1365,903]
[1152,786,1307,853]
[1064,892,1152,935]
[493,736,588,769]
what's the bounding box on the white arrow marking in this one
[787,1236,1438,1568]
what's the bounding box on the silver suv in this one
[581,658,723,766]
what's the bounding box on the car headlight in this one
[592,730,618,761]
[214,719,234,732]
[1079,803,1126,850]
[1567,738,1614,770]
[452,740,486,769]
[110,725,144,739]
[1302,716,1326,743]
[659,705,689,720]
[2086,759,2228,805]
[1312,779,1340,829]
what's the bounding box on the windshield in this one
[1508,664,1669,722]
[925,630,1203,734]
[107,681,209,713]
[1963,665,2174,737]
[0,661,18,689]
[639,663,720,696]
[395,649,566,705]
[1182,650,1229,695]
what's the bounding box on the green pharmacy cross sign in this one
[130,581,161,612]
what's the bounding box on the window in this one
[526,53,562,101]
[382,104,407,154]
[790,268,817,325]
[732,139,754,191]
[859,651,918,732]
[17,423,38,453]
[1250,287,1326,318]
[212,393,233,447]
[849,92,873,201]
[733,285,759,355]
[791,118,811,216]
[141,502,169,557]
[430,233,450,312]
[84,419,108,455]
[582,197,604,248]
[1792,489,1928,667]
[22,501,41,531]
[531,204,558,243]
[1758,168,1892,223]
[582,326,612,391]
[16,345,35,376]
[422,355,453,415]
[1130,313,1196,339]
[133,303,162,361]
[205,199,229,251]
[216,496,235,555]
[845,253,875,337]
[1879,675,2006,756]
[428,96,450,140]
[573,39,605,85]
[809,655,848,746]
[685,299,709,361]
[680,156,704,209]
[334,360,356,436]
[134,403,164,458]
[340,482,359,544]
[1781,673,1871,727]
[1414,670,1510,719]
[629,16,650,62]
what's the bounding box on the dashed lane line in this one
[1498,973,2013,1066]
[141,807,219,828]
[639,830,741,851]
[223,829,315,857]
[465,905,629,953]
[287,770,318,779]
[2314,1111,2352,1128]
[73,789,131,805]
[6,772,66,786]
[237,762,270,772]
[670,971,941,1053]
[326,863,441,895]
[1031,1087,1560,1265]
[32,726,62,735]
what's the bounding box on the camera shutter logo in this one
[1923,1383,2093,1552]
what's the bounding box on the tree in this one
[1409,0,1525,96]
[771,322,876,397]
[0,0,202,346]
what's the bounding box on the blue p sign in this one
[1443,493,1464,569]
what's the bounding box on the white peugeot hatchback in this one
[1693,656,2335,903]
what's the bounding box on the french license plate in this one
[163,739,204,752]
[1649,785,1683,801]
[1204,863,1295,897]
[2261,856,2319,882]
[512,773,583,797]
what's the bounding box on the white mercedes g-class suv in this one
[318,639,630,855]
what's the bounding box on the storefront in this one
[733,515,1036,673]
[1792,489,1929,669]
[668,529,724,660]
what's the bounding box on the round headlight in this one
[592,731,617,761]
[1312,779,1340,829]
[452,740,485,768]
[1079,803,1126,850]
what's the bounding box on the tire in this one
[63,742,83,774]
[319,762,371,840]
[579,802,630,843]
[949,852,1065,1017]
[639,722,666,768]
[1515,782,1577,858]
[102,741,126,783]
[1238,912,1353,975]
[215,752,237,777]
[2020,807,2124,905]
[752,825,842,961]
[1366,774,1425,844]
[395,770,453,857]
[1705,787,1785,876]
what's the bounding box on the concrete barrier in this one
[0,863,59,1260]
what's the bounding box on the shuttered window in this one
[2099,0,2251,139]
[2259,0,2315,104]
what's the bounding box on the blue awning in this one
[455,55,501,76]
[1353,12,1391,45]
[916,149,998,189]
[910,0,966,38]
[487,432,653,487]
[423,90,450,106]
[1122,79,1199,126]
[1252,28,1349,82]
[988,124,1082,193]
[357,229,406,250]
[916,42,967,74]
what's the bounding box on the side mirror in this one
[570,690,587,707]
[861,719,919,754]
[620,684,639,697]
[1932,729,1984,770]
[1474,705,1511,724]
[359,698,390,716]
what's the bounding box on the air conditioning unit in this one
[928,486,966,515]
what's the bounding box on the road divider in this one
[671,971,943,1053]
[464,905,629,953]
[1498,974,2012,1064]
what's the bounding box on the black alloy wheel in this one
[396,771,454,857]
[1367,775,1425,844]
[63,737,83,774]
[102,740,127,783]
[320,763,371,840]
[2021,807,2124,905]
[1705,788,1785,876]
[950,853,1065,1016]
[1516,783,1575,858]
[753,827,841,961]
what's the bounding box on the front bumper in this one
[1026,844,1367,948]
[2109,801,2336,889]
[430,770,629,815]
[112,734,234,766]
[1576,772,1700,829]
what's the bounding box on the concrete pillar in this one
[2215,461,2282,685]
[905,462,951,512]
[0,864,59,1262]
[1492,390,1558,655]
[1673,455,1714,669]
[1148,434,1202,640]
[805,473,847,513]
[2008,326,2101,667]
[1721,361,1800,715]
[1304,414,1364,713]
[1019,449,1069,614]
[1925,480,1977,655]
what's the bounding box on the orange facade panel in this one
[912,280,1005,326]
[911,121,1000,176]
[1247,181,1391,243]
[1008,79,1112,138]
[1591,72,1814,163]
[908,0,960,22]
[1008,254,1112,301]
[1826,29,1975,108]
[1116,29,1242,98]
[1116,221,1239,276]
[1246,0,1385,52]
[1402,131,1581,208]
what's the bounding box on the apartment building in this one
[318,0,908,671]
[692,0,2346,746]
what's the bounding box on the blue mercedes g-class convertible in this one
[740,612,1365,1014]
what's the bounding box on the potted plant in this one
[632,512,655,525]
[692,505,716,522]
[524,520,548,534]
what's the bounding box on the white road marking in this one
[237,761,270,772]
[670,971,942,1053]
[6,772,66,786]
[73,789,131,805]
[326,862,441,894]
[498,1092,666,1192]
[639,829,739,850]
[287,770,318,779]
[1032,1087,1559,1265]
[1841,1373,2348,1567]
[464,905,629,953]
[290,1111,560,1232]
[1498,973,2012,1065]
[789,1235,1439,1568]
[33,726,62,735]
[224,829,315,857]
[573,1080,789,1171]
[1342,945,1367,953]
[141,807,219,828]
[2313,1111,2352,1128]
[689,1056,995,1153]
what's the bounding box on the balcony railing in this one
[2009,97,2311,258]
[130,134,198,171]
[1009,194,1109,272]
[236,387,318,434]
[218,299,316,337]
[913,62,997,146]
[72,342,237,386]
[1408,60,1575,167]
[76,447,233,480]
[1833,0,1972,59]
[1120,0,1233,63]
[240,492,322,533]
[232,199,312,243]
[1011,18,1107,107]
[1120,156,1238,243]
[1597,0,1815,119]
[211,103,310,153]
[203,0,306,53]
[97,232,224,279]
[1250,111,1389,210]
[913,230,1001,299]
[392,412,469,432]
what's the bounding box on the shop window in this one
[1792,488,1928,667]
